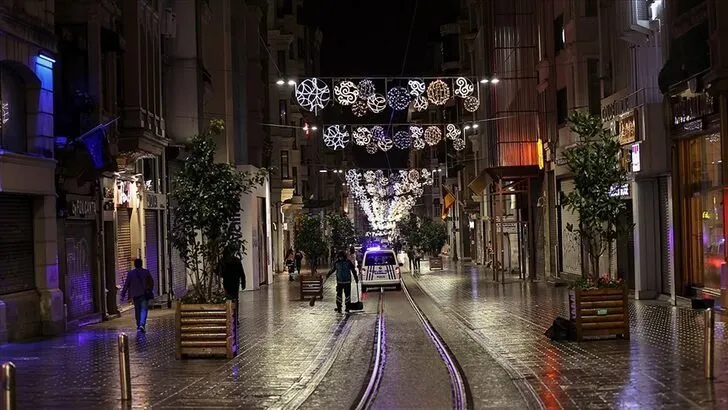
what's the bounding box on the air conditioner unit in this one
[162,8,177,39]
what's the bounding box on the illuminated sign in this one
[631,144,641,173]
[618,111,638,145]
[537,139,544,170]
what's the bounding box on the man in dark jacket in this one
[219,249,246,300]
[326,250,359,313]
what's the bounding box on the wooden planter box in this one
[300,274,324,301]
[175,301,237,359]
[428,256,443,270]
[569,287,630,341]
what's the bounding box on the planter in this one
[300,274,324,301]
[175,301,237,359]
[569,287,629,341]
[428,256,443,270]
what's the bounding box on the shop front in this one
[114,176,141,310]
[144,190,167,300]
[672,91,724,299]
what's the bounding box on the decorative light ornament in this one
[358,79,376,99]
[367,93,387,113]
[386,86,411,111]
[424,126,442,146]
[426,79,451,105]
[446,123,462,140]
[408,79,426,96]
[365,142,378,154]
[412,136,425,150]
[370,125,386,142]
[352,127,372,146]
[334,80,359,105]
[463,96,480,112]
[295,78,331,112]
[364,171,376,183]
[393,130,411,150]
[0,102,9,126]
[452,137,466,151]
[377,137,393,152]
[323,125,350,150]
[453,77,474,98]
[411,95,428,112]
[408,169,420,182]
[352,99,368,117]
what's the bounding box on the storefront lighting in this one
[287,79,296,86]
[311,126,318,131]
[480,78,489,84]
[38,52,56,64]
[276,79,285,85]
[319,169,328,173]
[472,123,479,129]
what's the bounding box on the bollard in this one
[118,334,132,401]
[704,308,715,379]
[1,362,16,410]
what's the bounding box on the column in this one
[34,195,65,335]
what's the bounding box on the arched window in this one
[0,66,28,153]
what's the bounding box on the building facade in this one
[0,2,64,342]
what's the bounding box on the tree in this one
[396,213,423,249]
[294,213,328,274]
[170,120,267,303]
[327,213,357,252]
[562,111,631,278]
[420,218,449,256]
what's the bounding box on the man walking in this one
[218,248,245,332]
[326,251,359,313]
[120,259,154,332]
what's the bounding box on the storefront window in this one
[684,133,723,290]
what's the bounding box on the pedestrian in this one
[347,246,357,270]
[286,249,296,281]
[414,248,422,271]
[326,250,359,313]
[120,258,154,333]
[217,248,246,329]
[295,249,304,274]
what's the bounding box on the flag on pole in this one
[441,185,456,220]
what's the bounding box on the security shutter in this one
[145,210,159,297]
[558,179,582,276]
[116,208,132,305]
[0,195,34,295]
[659,177,673,295]
[64,221,96,320]
[168,159,187,298]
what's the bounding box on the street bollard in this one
[1,361,16,410]
[118,334,132,401]
[704,308,715,379]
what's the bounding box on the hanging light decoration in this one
[323,125,350,150]
[377,137,393,152]
[411,95,429,112]
[357,79,376,99]
[426,79,450,105]
[367,93,387,113]
[352,126,372,146]
[446,123,462,140]
[371,125,385,141]
[424,126,442,146]
[295,78,331,112]
[352,99,368,117]
[365,142,378,154]
[387,86,412,111]
[334,80,359,105]
[452,137,466,151]
[453,77,474,98]
[393,130,411,150]
[408,79,426,96]
[463,96,480,112]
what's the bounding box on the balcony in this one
[614,0,655,45]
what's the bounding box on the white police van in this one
[360,247,402,291]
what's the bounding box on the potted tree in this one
[420,218,449,270]
[562,111,631,341]
[294,214,328,300]
[170,120,266,359]
[326,213,357,254]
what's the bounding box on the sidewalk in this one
[410,265,728,409]
[0,276,347,409]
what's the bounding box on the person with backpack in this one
[326,251,359,313]
[120,258,154,333]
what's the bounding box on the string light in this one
[412,95,428,112]
[352,126,372,146]
[408,79,425,96]
[424,126,442,146]
[387,86,411,111]
[427,79,450,105]
[377,137,393,152]
[446,123,462,140]
[463,96,480,112]
[452,137,466,151]
[371,125,385,141]
[352,99,368,117]
[365,142,378,154]
[393,130,411,149]
[367,93,387,113]
[323,125,350,150]
[454,77,474,98]
[358,79,376,99]
[334,80,359,105]
[295,78,330,112]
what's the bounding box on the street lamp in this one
[276,79,285,85]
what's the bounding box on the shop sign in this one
[144,192,167,210]
[609,184,630,198]
[496,222,519,234]
[618,112,638,145]
[68,196,97,220]
[631,144,641,173]
[601,90,640,122]
[672,93,715,127]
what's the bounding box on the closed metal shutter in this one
[116,208,132,305]
[145,210,159,297]
[547,173,558,276]
[659,177,673,295]
[558,179,582,276]
[0,195,34,295]
[64,221,96,320]
[168,159,187,298]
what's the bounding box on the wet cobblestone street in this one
[0,265,726,409]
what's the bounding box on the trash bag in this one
[545,316,571,341]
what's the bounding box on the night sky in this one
[304,0,455,169]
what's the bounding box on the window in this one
[141,158,159,192]
[297,38,305,59]
[280,151,290,179]
[292,167,298,193]
[0,67,27,153]
[365,251,397,266]
[587,59,601,116]
[585,0,598,17]
[290,120,297,146]
[277,50,286,75]
[554,14,564,53]
[279,99,287,124]
[442,34,460,63]
[556,87,568,125]
[433,199,441,218]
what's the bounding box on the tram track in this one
[353,284,472,410]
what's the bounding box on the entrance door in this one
[104,221,118,314]
[616,202,635,289]
[64,221,96,321]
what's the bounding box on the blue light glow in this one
[38,53,56,65]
